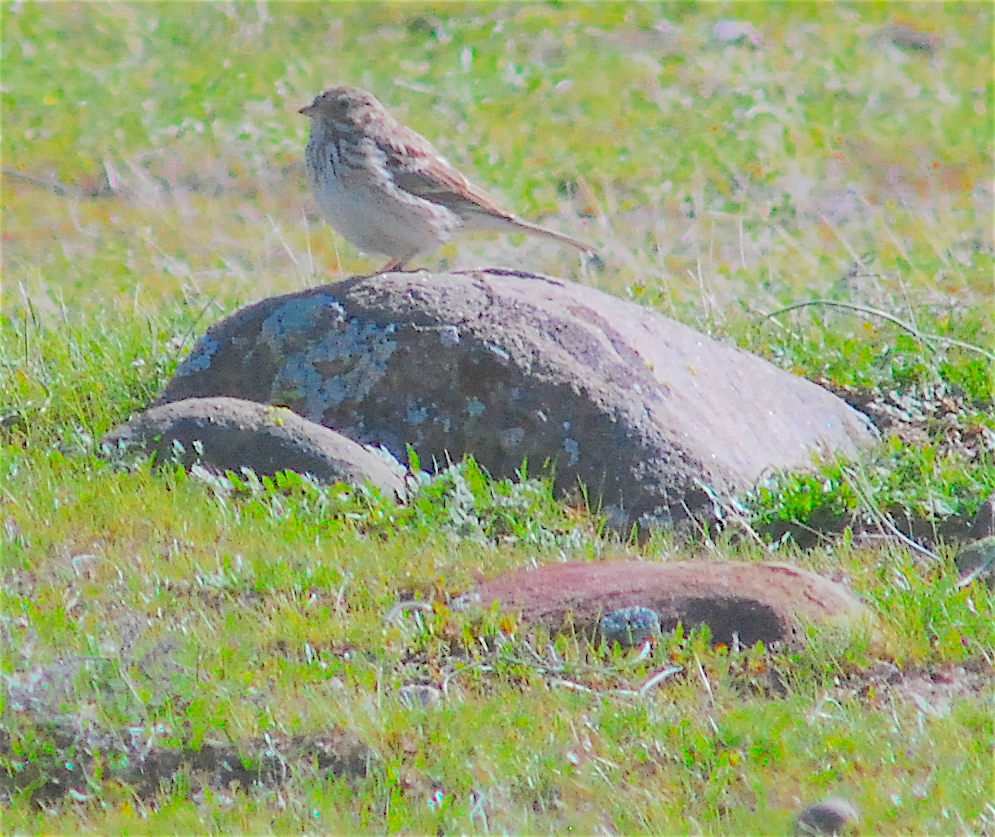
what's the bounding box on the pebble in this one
[956,536,995,589]
[794,798,859,836]
[600,606,661,648]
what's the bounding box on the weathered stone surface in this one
[101,396,405,498]
[794,797,860,836]
[462,560,871,646]
[154,270,876,527]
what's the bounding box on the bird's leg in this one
[376,251,418,274]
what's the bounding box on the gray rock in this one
[969,493,995,540]
[101,396,405,499]
[600,606,661,648]
[794,797,859,836]
[153,271,876,529]
[881,23,940,53]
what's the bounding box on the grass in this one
[2,2,993,835]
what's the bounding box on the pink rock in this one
[466,560,870,646]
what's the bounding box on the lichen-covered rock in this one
[154,270,876,528]
[461,560,872,647]
[101,396,405,498]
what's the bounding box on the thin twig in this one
[763,299,994,360]
[639,665,684,697]
[2,166,97,199]
[838,460,942,561]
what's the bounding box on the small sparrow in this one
[299,85,593,273]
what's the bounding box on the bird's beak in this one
[298,104,312,116]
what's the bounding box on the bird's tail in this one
[462,210,595,255]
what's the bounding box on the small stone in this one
[711,20,763,48]
[794,798,859,836]
[882,23,940,53]
[398,683,443,709]
[956,536,995,589]
[969,493,995,540]
[101,396,405,499]
[600,606,661,648]
[0,414,27,437]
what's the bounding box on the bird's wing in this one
[380,128,518,220]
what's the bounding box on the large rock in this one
[102,396,405,498]
[154,270,876,527]
[461,560,871,647]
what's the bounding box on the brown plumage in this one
[300,85,592,273]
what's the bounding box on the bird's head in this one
[299,85,385,125]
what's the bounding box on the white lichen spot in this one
[407,403,429,425]
[263,298,398,420]
[564,437,580,466]
[439,325,460,346]
[638,506,675,532]
[466,398,486,417]
[485,342,510,363]
[260,295,345,351]
[500,427,525,449]
[174,335,220,375]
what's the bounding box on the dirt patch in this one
[0,720,371,808]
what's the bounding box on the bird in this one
[299,85,593,274]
